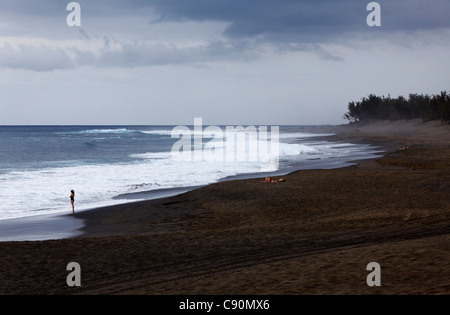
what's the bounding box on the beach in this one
[0,119,449,295]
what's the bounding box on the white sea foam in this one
[0,155,272,220]
[0,129,379,221]
[140,130,175,136]
[278,132,335,140]
[80,128,132,134]
[58,128,135,135]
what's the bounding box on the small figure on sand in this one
[260,177,286,183]
[398,146,410,151]
[70,190,75,213]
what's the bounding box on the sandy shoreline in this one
[0,119,449,295]
[0,213,84,242]
[0,185,204,242]
[0,130,381,242]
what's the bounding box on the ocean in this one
[0,125,381,221]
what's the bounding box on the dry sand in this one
[0,119,449,295]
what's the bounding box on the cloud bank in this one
[0,0,449,71]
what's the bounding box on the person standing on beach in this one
[70,190,75,213]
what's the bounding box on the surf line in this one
[170,118,280,169]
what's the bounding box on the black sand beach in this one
[0,119,449,295]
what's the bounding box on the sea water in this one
[0,125,381,221]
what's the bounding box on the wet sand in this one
[0,119,449,295]
[0,213,83,242]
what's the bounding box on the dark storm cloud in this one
[1,0,63,16]
[142,0,450,42]
[3,0,450,41]
[1,0,449,71]
[146,0,363,42]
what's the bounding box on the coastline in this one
[0,119,449,294]
[72,119,448,240]
[0,213,84,242]
[0,186,203,242]
[72,134,384,239]
[0,128,381,242]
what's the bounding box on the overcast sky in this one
[0,0,449,125]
